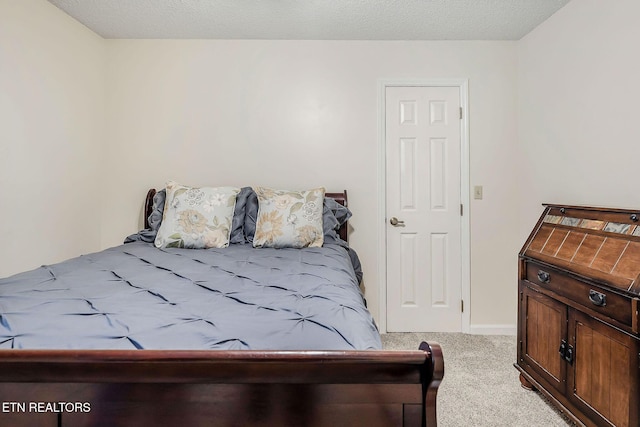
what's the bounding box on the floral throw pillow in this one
[252,187,325,248]
[154,182,240,249]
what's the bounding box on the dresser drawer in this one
[525,261,633,327]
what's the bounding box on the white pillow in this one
[154,182,240,249]
[252,187,325,248]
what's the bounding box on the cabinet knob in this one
[631,214,638,222]
[588,289,606,307]
[564,345,574,365]
[537,270,551,284]
[558,339,574,364]
[558,340,567,358]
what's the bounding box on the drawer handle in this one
[588,289,606,307]
[537,270,551,284]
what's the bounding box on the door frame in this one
[377,79,470,333]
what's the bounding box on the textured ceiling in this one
[47,0,570,40]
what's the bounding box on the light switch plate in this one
[474,186,483,200]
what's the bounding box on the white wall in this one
[104,40,519,327]
[0,0,105,277]
[518,0,640,238]
[0,0,523,330]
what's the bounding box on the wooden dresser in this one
[515,204,640,427]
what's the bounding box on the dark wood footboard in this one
[0,342,443,426]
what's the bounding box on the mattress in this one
[0,242,381,351]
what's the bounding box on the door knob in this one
[389,217,405,227]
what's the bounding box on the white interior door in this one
[385,86,462,332]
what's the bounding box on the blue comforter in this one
[0,242,381,350]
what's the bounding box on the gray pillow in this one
[230,187,252,244]
[148,189,166,232]
[323,197,352,244]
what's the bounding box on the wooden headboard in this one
[144,189,349,243]
[144,188,157,230]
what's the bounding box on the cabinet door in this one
[519,286,567,394]
[567,309,639,427]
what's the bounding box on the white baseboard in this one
[468,324,517,336]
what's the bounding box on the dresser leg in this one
[519,373,536,391]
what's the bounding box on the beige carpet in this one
[381,332,575,427]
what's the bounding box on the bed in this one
[0,186,444,426]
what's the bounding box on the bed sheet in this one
[0,242,381,350]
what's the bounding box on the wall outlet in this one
[474,185,483,200]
